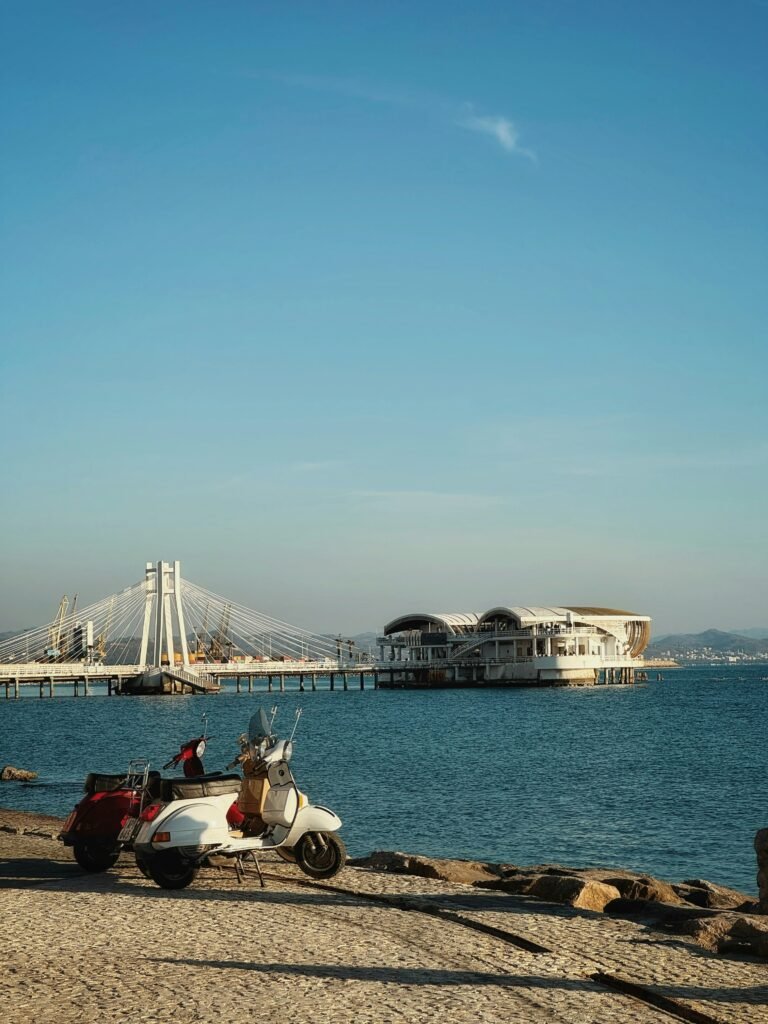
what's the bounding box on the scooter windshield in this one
[247,709,274,759]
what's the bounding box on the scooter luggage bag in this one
[237,775,270,815]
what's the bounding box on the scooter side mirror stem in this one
[288,708,303,743]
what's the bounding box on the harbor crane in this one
[45,596,69,660]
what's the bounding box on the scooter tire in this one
[73,841,120,873]
[295,832,346,879]
[135,854,151,879]
[273,846,297,864]
[146,850,199,890]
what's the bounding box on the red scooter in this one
[59,729,212,873]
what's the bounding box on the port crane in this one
[45,596,69,660]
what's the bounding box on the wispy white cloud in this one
[290,459,344,473]
[256,71,534,161]
[355,489,507,510]
[263,72,416,109]
[456,105,536,160]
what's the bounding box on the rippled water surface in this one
[1,665,765,892]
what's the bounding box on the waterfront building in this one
[377,606,651,687]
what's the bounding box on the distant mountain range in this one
[727,627,768,640]
[645,629,768,658]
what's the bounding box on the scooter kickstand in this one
[234,856,244,884]
[249,851,266,888]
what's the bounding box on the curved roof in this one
[383,612,481,635]
[567,606,650,620]
[384,606,650,637]
[479,606,570,626]
[479,605,650,625]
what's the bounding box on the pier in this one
[0,560,375,697]
[0,663,378,698]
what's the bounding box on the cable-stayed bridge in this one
[0,561,374,696]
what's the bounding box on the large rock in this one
[725,915,768,956]
[756,828,768,914]
[671,911,768,957]
[527,874,621,912]
[601,875,683,904]
[0,766,38,782]
[350,850,502,885]
[673,878,753,910]
[480,871,621,911]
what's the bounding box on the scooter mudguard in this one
[134,792,235,852]
[282,805,342,847]
[60,790,136,845]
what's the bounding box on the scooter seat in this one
[83,772,127,794]
[84,770,161,794]
[160,773,242,802]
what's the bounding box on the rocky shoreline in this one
[351,851,768,959]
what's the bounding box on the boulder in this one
[601,875,683,905]
[350,851,502,884]
[0,766,37,782]
[673,878,752,910]
[725,915,768,957]
[480,871,621,911]
[755,828,768,914]
[477,875,537,896]
[671,912,768,959]
[673,914,740,952]
[526,874,621,912]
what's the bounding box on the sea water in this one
[0,664,765,892]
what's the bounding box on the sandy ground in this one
[1,809,766,1024]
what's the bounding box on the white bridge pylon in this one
[141,561,190,668]
[0,560,365,674]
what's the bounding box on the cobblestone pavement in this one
[1,816,766,1024]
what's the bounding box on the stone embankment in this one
[352,851,768,959]
[2,809,768,1024]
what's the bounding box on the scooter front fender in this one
[283,805,342,848]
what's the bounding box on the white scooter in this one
[133,708,345,890]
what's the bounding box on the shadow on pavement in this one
[149,958,595,989]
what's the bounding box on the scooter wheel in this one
[274,846,297,864]
[73,841,120,873]
[295,832,346,879]
[135,855,151,879]
[146,849,199,890]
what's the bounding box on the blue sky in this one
[1,1,766,634]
